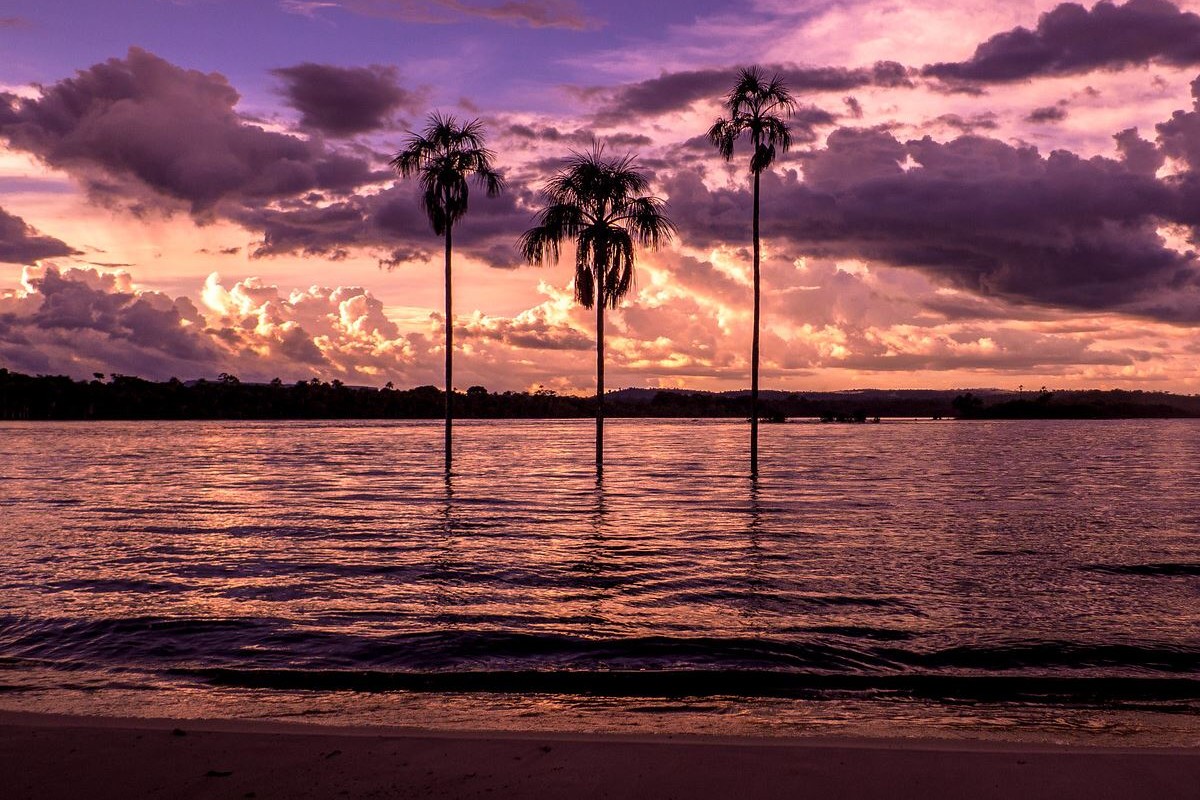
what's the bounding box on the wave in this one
[177,667,1200,708]
[1081,563,1200,577]
[3,617,1199,678]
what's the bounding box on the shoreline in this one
[3,710,1198,799]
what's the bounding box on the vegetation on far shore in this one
[2,369,1198,422]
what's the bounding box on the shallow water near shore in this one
[2,418,1199,745]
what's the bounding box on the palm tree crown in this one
[390,113,504,235]
[519,146,675,310]
[707,66,798,174]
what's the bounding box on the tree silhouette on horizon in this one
[707,66,796,477]
[391,113,504,474]
[520,146,675,475]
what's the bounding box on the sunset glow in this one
[5,0,1200,392]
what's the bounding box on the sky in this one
[4,0,1200,393]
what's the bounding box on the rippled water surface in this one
[2,419,1199,744]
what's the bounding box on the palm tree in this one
[391,113,504,474]
[707,66,796,477]
[520,146,675,475]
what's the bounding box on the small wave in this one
[177,667,1200,708]
[46,578,189,594]
[1081,563,1200,577]
[4,620,1199,678]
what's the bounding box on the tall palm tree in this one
[391,113,504,475]
[707,66,796,477]
[520,146,675,476]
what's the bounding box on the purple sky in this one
[5,0,1200,392]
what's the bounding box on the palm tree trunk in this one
[595,269,604,477]
[444,223,453,475]
[751,169,761,477]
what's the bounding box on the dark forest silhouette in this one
[3,369,1197,421]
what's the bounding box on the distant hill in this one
[2,368,1198,421]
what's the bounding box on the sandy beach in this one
[0,710,1197,799]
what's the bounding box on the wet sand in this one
[1,710,1198,799]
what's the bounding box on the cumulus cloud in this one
[0,48,377,214]
[0,265,427,382]
[0,207,78,263]
[272,63,416,136]
[925,0,1200,84]
[0,266,219,378]
[279,0,594,29]
[0,265,609,384]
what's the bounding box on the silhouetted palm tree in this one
[520,146,675,475]
[391,113,504,474]
[707,67,796,477]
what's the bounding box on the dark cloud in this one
[280,0,595,29]
[1114,128,1164,175]
[665,126,1200,321]
[505,123,652,149]
[0,207,79,263]
[925,112,998,134]
[1155,75,1200,169]
[591,61,912,123]
[236,176,536,268]
[0,16,28,28]
[1026,104,1069,123]
[0,48,378,215]
[273,63,415,136]
[925,0,1200,84]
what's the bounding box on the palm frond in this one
[390,112,505,234]
[521,147,673,311]
[712,66,797,174]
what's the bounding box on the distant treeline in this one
[950,390,1200,420]
[2,369,1200,421]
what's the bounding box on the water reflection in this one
[1,418,1200,736]
[741,476,768,626]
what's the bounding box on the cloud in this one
[0,49,531,270]
[665,125,1200,322]
[235,175,535,268]
[925,112,999,134]
[272,63,417,136]
[280,0,594,29]
[0,264,436,382]
[0,264,616,385]
[1026,103,1069,123]
[505,123,652,149]
[0,48,377,215]
[0,266,220,378]
[925,0,1200,84]
[590,61,912,123]
[0,207,79,263]
[0,17,28,28]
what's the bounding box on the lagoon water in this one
[2,418,1199,744]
